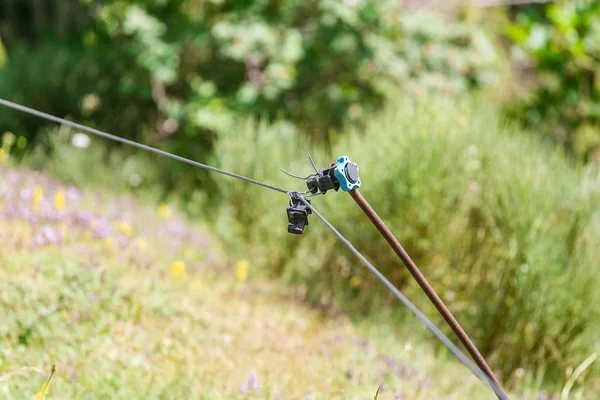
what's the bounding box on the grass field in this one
[0,165,576,399]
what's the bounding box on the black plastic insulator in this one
[306,168,340,195]
[288,219,307,235]
[286,196,312,234]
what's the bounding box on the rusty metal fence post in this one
[348,189,508,399]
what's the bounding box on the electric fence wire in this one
[298,195,509,400]
[0,97,508,399]
[0,98,290,194]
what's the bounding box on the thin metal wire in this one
[2,96,510,398]
[303,192,324,198]
[297,195,509,400]
[280,168,317,181]
[0,98,290,194]
[308,155,319,173]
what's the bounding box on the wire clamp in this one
[305,155,360,193]
[286,192,311,235]
[306,161,340,195]
[282,155,360,235]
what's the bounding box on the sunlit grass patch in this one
[1,248,498,399]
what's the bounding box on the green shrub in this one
[506,1,600,162]
[93,0,500,140]
[1,2,501,195]
[207,93,600,388]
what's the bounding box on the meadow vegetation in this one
[4,91,598,397]
[1,1,600,398]
[206,93,600,388]
[0,164,538,400]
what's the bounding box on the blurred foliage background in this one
[506,0,600,162]
[1,0,599,395]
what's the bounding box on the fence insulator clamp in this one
[286,193,312,234]
[305,155,360,195]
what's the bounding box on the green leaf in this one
[505,24,529,44]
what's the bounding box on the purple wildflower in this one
[66,186,81,201]
[34,225,63,246]
[72,211,94,226]
[118,236,130,250]
[2,204,18,219]
[239,371,260,394]
[44,209,67,222]
[93,219,113,239]
[20,187,33,201]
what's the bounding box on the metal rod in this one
[308,155,319,174]
[348,189,508,399]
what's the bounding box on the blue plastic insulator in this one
[334,155,361,191]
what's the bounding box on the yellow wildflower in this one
[116,221,133,236]
[349,276,362,288]
[32,185,43,210]
[170,260,186,279]
[236,259,249,281]
[54,189,66,211]
[35,364,55,400]
[158,203,172,219]
[34,386,49,400]
[104,236,116,250]
[0,148,6,164]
